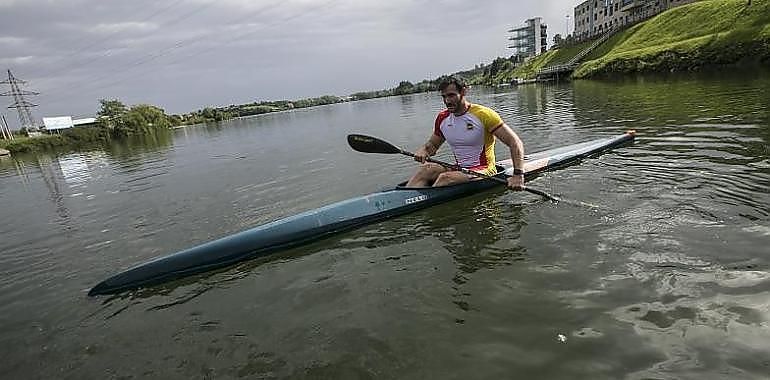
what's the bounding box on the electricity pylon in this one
[1,69,39,130]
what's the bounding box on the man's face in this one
[441,84,464,113]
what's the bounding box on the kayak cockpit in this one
[393,164,508,189]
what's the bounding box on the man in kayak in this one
[406,76,525,190]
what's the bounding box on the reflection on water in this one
[1,69,769,379]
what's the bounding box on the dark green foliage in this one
[97,100,176,137]
[112,104,173,137]
[62,125,111,142]
[351,78,444,100]
[97,99,128,120]
[2,136,64,153]
[486,57,514,77]
[394,81,415,95]
[0,127,112,153]
[0,99,181,154]
[181,107,231,125]
[180,95,348,122]
[97,98,129,131]
[179,76,451,122]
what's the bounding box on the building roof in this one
[73,117,97,126]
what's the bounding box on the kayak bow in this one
[88,131,635,296]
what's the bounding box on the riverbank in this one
[0,100,179,154]
[500,0,769,81]
[0,127,114,154]
[575,0,770,77]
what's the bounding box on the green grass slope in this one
[494,39,598,81]
[506,50,558,81]
[546,40,596,65]
[574,0,770,77]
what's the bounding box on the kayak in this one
[88,131,635,296]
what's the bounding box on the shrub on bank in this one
[1,99,176,154]
[0,127,113,153]
[2,135,66,153]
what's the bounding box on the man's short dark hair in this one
[438,76,468,92]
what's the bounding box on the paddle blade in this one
[347,134,402,154]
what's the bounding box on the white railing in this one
[536,29,617,77]
[537,64,579,76]
[567,30,614,65]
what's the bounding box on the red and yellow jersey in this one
[433,104,504,175]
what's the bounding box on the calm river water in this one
[1,69,769,379]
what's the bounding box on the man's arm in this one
[414,134,445,163]
[492,123,525,190]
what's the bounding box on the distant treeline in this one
[180,76,464,124]
[178,96,344,124]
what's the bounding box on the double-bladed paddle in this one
[347,133,566,204]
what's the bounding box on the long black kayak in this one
[88,131,635,296]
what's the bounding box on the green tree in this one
[553,34,564,48]
[97,99,128,130]
[394,81,415,95]
[488,57,509,77]
[107,103,173,137]
[97,99,128,118]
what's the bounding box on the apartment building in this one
[574,0,700,40]
[508,17,548,59]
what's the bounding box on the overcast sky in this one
[0,0,580,127]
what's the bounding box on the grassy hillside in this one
[496,39,597,81]
[546,40,595,65]
[574,0,770,77]
[481,0,769,82]
[505,50,557,81]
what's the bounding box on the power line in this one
[41,0,188,74]
[166,0,341,67]
[41,1,305,103]
[35,0,216,85]
[39,2,285,98]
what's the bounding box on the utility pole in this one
[1,69,39,131]
[1,114,7,139]
[1,114,13,140]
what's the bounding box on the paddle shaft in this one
[347,133,603,208]
[397,149,562,203]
